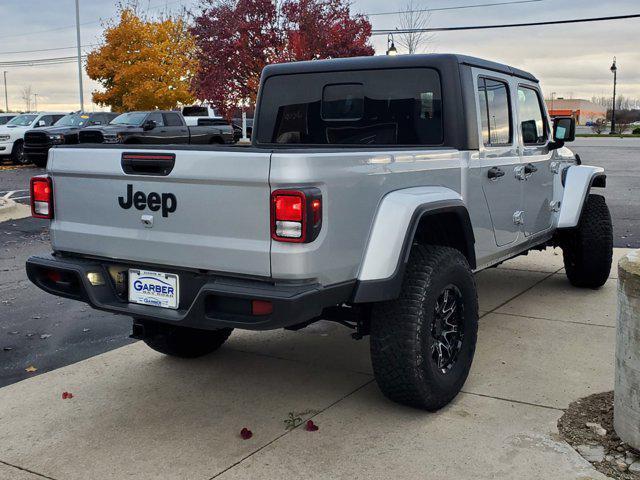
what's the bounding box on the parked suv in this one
[0,112,67,164]
[24,112,119,168]
[27,55,612,410]
[79,111,235,145]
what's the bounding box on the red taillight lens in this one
[271,188,322,243]
[275,195,303,221]
[30,176,53,219]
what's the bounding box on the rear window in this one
[182,106,208,117]
[256,68,443,146]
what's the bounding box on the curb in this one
[0,197,31,223]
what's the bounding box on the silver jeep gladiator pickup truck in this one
[26,54,612,410]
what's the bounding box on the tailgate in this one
[48,147,272,277]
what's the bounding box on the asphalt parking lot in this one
[0,136,639,389]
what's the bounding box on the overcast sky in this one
[0,0,638,111]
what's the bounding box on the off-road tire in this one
[139,320,233,358]
[561,194,612,288]
[11,141,27,165]
[370,245,478,411]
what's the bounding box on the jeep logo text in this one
[118,184,177,218]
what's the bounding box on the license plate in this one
[128,269,179,309]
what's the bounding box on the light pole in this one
[386,33,397,56]
[2,71,7,112]
[75,0,84,111]
[610,57,617,135]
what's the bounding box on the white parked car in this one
[0,112,67,164]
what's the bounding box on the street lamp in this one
[610,56,617,135]
[386,33,397,56]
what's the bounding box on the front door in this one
[477,74,523,247]
[517,85,554,236]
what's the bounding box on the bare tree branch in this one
[21,85,32,111]
[395,0,434,54]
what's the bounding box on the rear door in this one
[517,84,554,236]
[162,112,189,144]
[476,73,523,246]
[48,148,273,277]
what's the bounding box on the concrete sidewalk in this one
[0,249,631,480]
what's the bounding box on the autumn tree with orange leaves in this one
[86,7,198,111]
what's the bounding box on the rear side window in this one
[163,113,183,126]
[518,86,547,144]
[257,68,443,146]
[478,77,512,146]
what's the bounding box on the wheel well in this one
[412,209,476,269]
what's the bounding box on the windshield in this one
[7,114,37,127]
[110,112,147,126]
[54,113,91,127]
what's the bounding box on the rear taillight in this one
[271,188,322,243]
[30,176,53,219]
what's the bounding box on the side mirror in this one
[548,116,575,150]
[143,120,156,131]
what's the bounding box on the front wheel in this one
[561,194,613,288]
[138,320,233,358]
[11,142,27,165]
[370,245,478,411]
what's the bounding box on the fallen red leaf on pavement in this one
[240,427,253,440]
[62,392,74,400]
[305,420,319,431]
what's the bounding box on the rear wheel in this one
[561,194,612,288]
[11,141,27,165]
[370,245,478,410]
[137,320,233,358]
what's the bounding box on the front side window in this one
[147,112,164,127]
[257,68,443,146]
[478,77,512,146]
[518,86,547,144]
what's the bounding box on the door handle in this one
[524,163,538,175]
[487,166,505,180]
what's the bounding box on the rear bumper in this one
[26,253,355,331]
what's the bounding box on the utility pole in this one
[75,0,84,111]
[610,57,617,135]
[2,71,8,112]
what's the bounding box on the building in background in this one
[545,98,607,125]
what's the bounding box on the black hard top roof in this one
[262,53,538,82]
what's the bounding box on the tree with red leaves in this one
[279,0,374,62]
[190,0,281,118]
[190,0,374,118]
